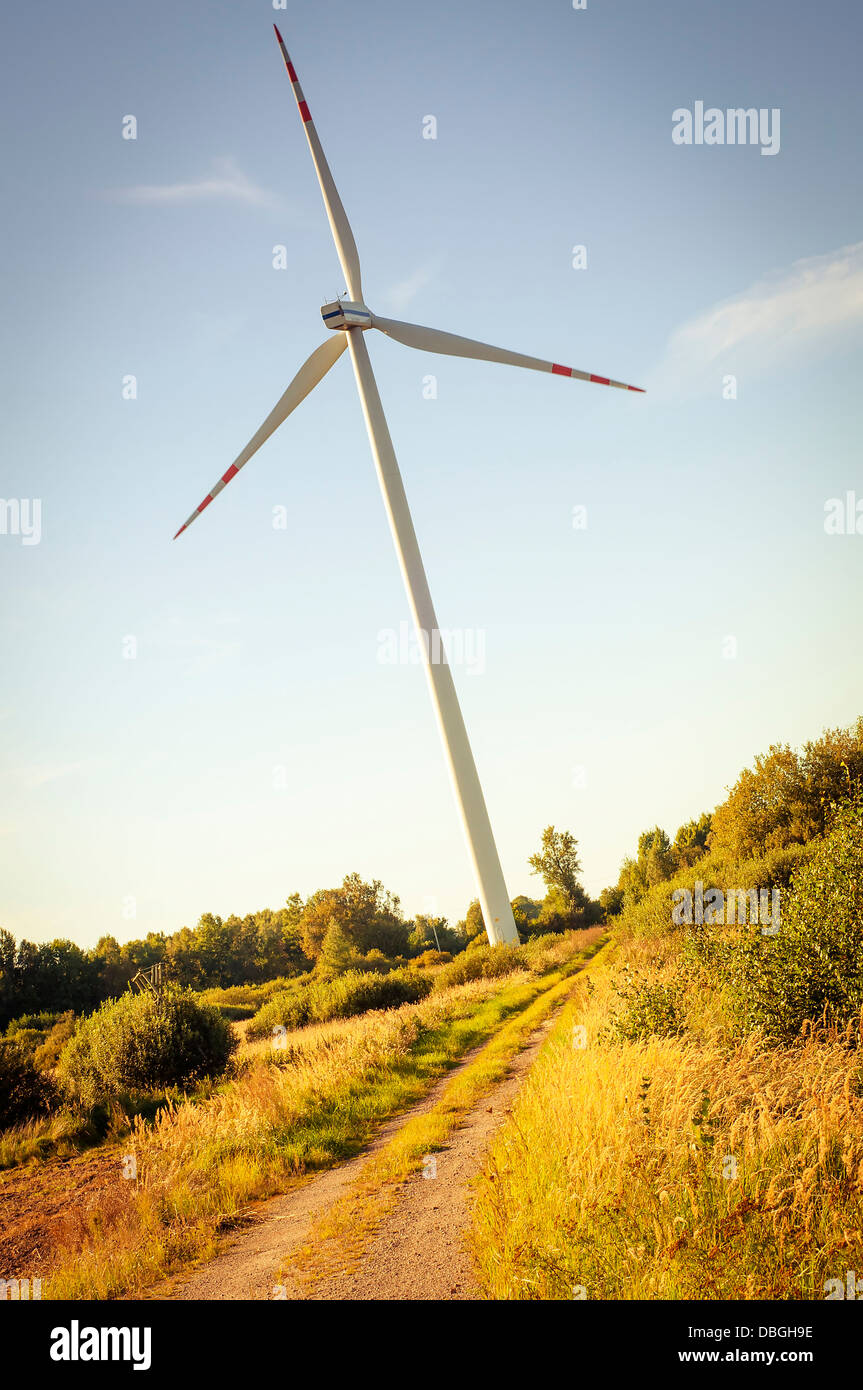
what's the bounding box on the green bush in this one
[3,1027,45,1054]
[57,988,237,1104]
[0,1041,57,1128]
[411,950,453,969]
[717,800,863,1042]
[197,978,295,1009]
[247,968,432,1038]
[727,843,811,895]
[432,943,528,992]
[354,949,397,974]
[5,1011,63,1036]
[609,973,684,1042]
[34,1012,76,1070]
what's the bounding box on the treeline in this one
[0,841,601,1029]
[0,876,432,1029]
[600,717,863,913]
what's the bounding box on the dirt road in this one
[147,1012,557,1301]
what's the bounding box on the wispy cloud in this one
[112,156,277,209]
[380,258,442,314]
[652,241,863,396]
[14,761,89,789]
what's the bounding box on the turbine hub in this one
[321,299,372,330]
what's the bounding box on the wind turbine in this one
[173,26,644,948]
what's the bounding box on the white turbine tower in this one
[174,26,644,948]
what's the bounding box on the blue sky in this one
[1,0,861,947]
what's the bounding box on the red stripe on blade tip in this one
[298,100,312,122]
[551,363,570,376]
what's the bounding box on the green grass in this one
[281,936,611,1291]
[469,832,863,1301]
[45,931,604,1299]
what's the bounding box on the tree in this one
[408,915,462,955]
[252,908,309,979]
[709,744,803,861]
[615,827,676,908]
[673,814,712,869]
[0,929,19,1025]
[536,886,601,933]
[640,827,674,887]
[299,889,348,961]
[599,885,624,918]
[317,920,356,979]
[165,926,206,989]
[511,896,542,934]
[709,719,863,863]
[528,827,584,910]
[299,874,409,962]
[91,936,135,997]
[617,855,646,905]
[461,900,487,942]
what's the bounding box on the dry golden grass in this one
[279,943,607,1292]
[43,943,594,1300]
[471,944,863,1300]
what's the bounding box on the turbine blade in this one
[273,25,363,303]
[173,335,346,539]
[373,316,644,393]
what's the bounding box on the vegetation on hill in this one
[0,818,603,1178]
[602,717,863,915]
[470,717,863,1300]
[42,929,601,1299]
[57,988,237,1106]
[0,1040,57,1129]
[0,830,601,1031]
[7,715,859,1299]
[247,969,433,1038]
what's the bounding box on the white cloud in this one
[380,258,442,314]
[112,156,277,209]
[653,241,863,396]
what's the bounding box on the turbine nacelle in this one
[321,299,372,330]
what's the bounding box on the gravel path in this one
[145,1012,556,1302]
[307,1015,554,1301]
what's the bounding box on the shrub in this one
[730,843,811,895]
[718,800,863,1042]
[3,1028,45,1054]
[34,1012,76,1070]
[433,943,528,992]
[609,973,684,1042]
[5,1011,63,1036]
[57,988,237,1104]
[411,950,452,970]
[0,1041,57,1128]
[247,968,433,1038]
[198,978,294,1009]
[355,949,396,974]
